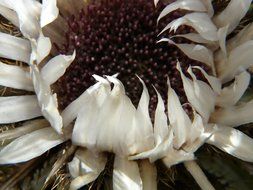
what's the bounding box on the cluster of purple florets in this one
[56,0,208,115]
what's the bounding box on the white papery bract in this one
[0,0,75,165]
[154,0,253,162]
[64,75,156,190]
[157,0,253,82]
[1,0,253,190]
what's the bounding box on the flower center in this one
[55,0,209,114]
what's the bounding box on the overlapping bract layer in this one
[0,0,253,190]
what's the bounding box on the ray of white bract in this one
[177,63,216,122]
[213,0,252,35]
[113,156,143,190]
[0,32,31,63]
[0,61,33,91]
[41,51,76,85]
[0,4,19,26]
[0,127,63,164]
[40,0,59,28]
[157,0,253,81]
[0,95,42,123]
[71,76,154,156]
[157,0,207,23]
[0,0,42,38]
[217,71,250,107]
[211,100,253,127]
[0,119,49,141]
[0,0,71,136]
[68,149,107,190]
[207,125,253,162]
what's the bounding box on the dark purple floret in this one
[55,0,209,115]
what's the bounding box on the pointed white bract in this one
[0,0,75,169]
[158,38,214,69]
[71,75,154,156]
[213,0,252,35]
[0,119,49,141]
[157,0,253,82]
[68,75,157,190]
[0,32,31,63]
[0,95,42,123]
[0,127,63,164]
[207,125,253,162]
[130,75,210,167]
[157,0,207,23]
[177,63,216,122]
[217,71,250,107]
[40,0,59,28]
[68,149,107,190]
[113,156,142,190]
[0,62,33,91]
[0,0,253,190]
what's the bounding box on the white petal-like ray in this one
[0,127,63,164]
[219,40,253,83]
[0,4,19,26]
[113,156,142,190]
[227,23,253,52]
[98,76,136,155]
[154,89,169,145]
[0,62,33,91]
[188,113,204,144]
[211,100,253,127]
[167,78,191,149]
[62,80,108,127]
[3,0,42,38]
[207,125,253,162]
[157,0,206,23]
[129,129,173,163]
[40,0,59,28]
[159,39,214,69]
[172,33,211,44]
[72,91,102,148]
[129,77,154,153]
[159,13,217,41]
[139,160,157,190]
[177,64,216,122]
[217,25,229,58]
[41,51,76,85]
[217,71,250,107]
[162,149,194,168]
[192,66,221,94]
[184,113,205,153]
[68,149,107,190]
[0,32,31,63]
[128,87,171,163]
[0,95,42,124]
[36,34,52,64]
[213,0,252,35]
[30,65,62,134]
[71,80,111,149]
[0,119,48,141]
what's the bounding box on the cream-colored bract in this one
[129,0,253,189]
[0,0,253,190]
[0,0,75,166]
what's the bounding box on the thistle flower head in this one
[0,0,253,190]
